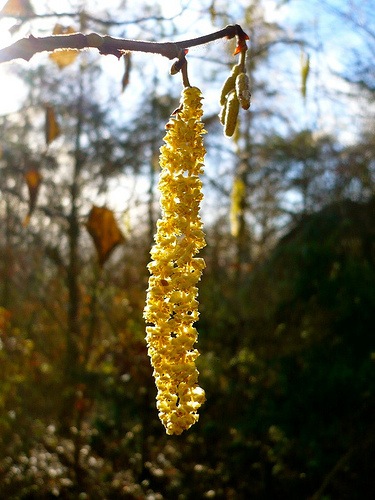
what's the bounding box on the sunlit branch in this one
[0,24,248,64]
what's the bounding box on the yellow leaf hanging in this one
[49,24,79,69]
[300,50,310,100]
[230,176,246,238]
[23,167,42,226]
[45,105,61,145]
[86,206,125,267]
[0,0,34,17]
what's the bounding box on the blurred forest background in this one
[0,0,374,498]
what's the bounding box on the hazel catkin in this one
[224,91,240,137]
[144,86,206,435]
[219,64,241,105]
[235,72,251,110]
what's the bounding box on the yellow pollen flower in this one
[144,86,206,435]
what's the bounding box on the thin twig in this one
[310,449,353,500]
[1,6,190,28]
[0,24,248,64]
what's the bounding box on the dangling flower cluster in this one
[219,51,251,137]
[144,86,206,435]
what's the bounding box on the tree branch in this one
[0,24,248,64]
[1,5,190,28]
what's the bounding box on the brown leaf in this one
[121,52,132,92]
[233,29,249,55]
[0,0,34,17]
[45,105,61,145]
[23,167,42,225]
[0,307,12,330]
[86,206,125,266]
[49,24,79,69]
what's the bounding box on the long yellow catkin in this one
[144,86,206,435]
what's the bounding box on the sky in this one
[0,14,26,114]
[0,0,373,168]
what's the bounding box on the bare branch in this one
[0,24,248,64]
[1,5,190,28]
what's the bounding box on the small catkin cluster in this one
[144,86,206,435]
[219,64,251,137]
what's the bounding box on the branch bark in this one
[0,24,248,64]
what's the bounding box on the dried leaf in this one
[121,52,132,92]
[49,24,79,68]
[86,206,125,266]
[0,307,12,330]
[233,31,249,55]
[45,105,61,145]
[24,167,42,225]
[209,1,217,23]
[0,0,34,17]
[49,48,79,69]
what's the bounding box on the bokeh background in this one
[0,1,374,498]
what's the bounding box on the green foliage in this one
[190,197,375,498]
